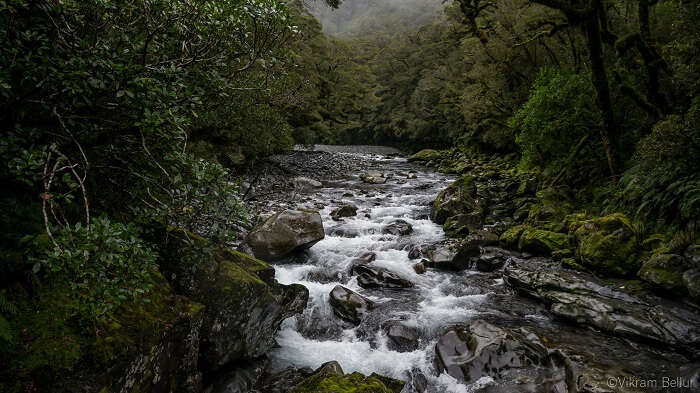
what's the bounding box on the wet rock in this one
[407,172,417,179]
[328,224,361,238]
[293,176,322,192]
[360,170,387,184]
[422,239,476,271]
[383,320,420,352]
[353,264,414,289]
[431,176,484,225]
[518,227,568,256]
[331,204,358,221]
[413,261,427,274]
[475,248,511,272]
[329,285,375,325]
[434,320,571,392]
[443,212,483,238]
[359,251,377,262]
[247,210,325,261]
[382,219,413,236]
[504,263,700,348]
[571,213,641,277]
[408,245,422,260]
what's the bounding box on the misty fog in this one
[304,0,445,36]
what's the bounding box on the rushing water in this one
[265,149,692,393]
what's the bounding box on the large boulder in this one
[330,204,358,221]
[329,285,375,325]
[434,320,571,392]
[572,213,641,276]
[638,254,689,294]
[382,219,413,236]
[175,247,309,371]
[504,262,700,348]
[382,320,421,352]
[352,264,414,289]
[431,176,483,225]
[443,212,482,237]
[421,239,476,271]
[247,210,325,261]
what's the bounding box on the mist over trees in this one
[305,0,444,35]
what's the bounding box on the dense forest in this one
[1,0,699,391]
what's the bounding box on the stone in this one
[360,171,387,184]
[329,285,375,325]
[572,213,641,277]
[443,213,482,238]
[431,176,483,225]
[422,239,474,271]
[684,269,700,301]
[330,204,358,221]
[382,219,413,236]
[434,320,571,392]
[353,264,413,289]
[293,177,323,192]
[408,245,422,260]
[475,248,510,272]
[291,368,404,393]
[382,320,420,352]
[413,261,427,274]
[518,228,568,256]
[504,263,700,348]
[247,210,325,261]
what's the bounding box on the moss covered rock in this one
[499,225,527,249]
[443,212,482,238]
[292,370,404,393]
[431,176,483,225]
[172,245,309,371]
[517,228,567,255]
[408,149,441,162]
[638,254,688,294]
[572,213,641,277]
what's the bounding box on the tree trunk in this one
[584,7,619,177]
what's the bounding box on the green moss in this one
[518,228,568,255]
[573,214,641,277]
[500,225,527,249]
[637,254,687,294]
[431,176,478,224]
[292,372,404,393]
[221,249,274,280]
[409,149,441,162]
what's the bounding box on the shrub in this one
[510,67,603,179]
[35,217,158,324]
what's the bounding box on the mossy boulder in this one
[408,149,441,162]
[173,246,309,371]
[572,213,641,277]
[291,364,404,393]
[499,225,527,249]
[431,176,483,225]
[247,209,325,261]
[638,254,688,294]
[517,228,567,255]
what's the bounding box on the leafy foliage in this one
[510,67,603,177]
[36,217,158,323]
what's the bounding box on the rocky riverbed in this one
[217,145,699,393]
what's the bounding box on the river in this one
[257,146,695,393]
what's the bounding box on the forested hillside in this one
[1,0,699,391]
